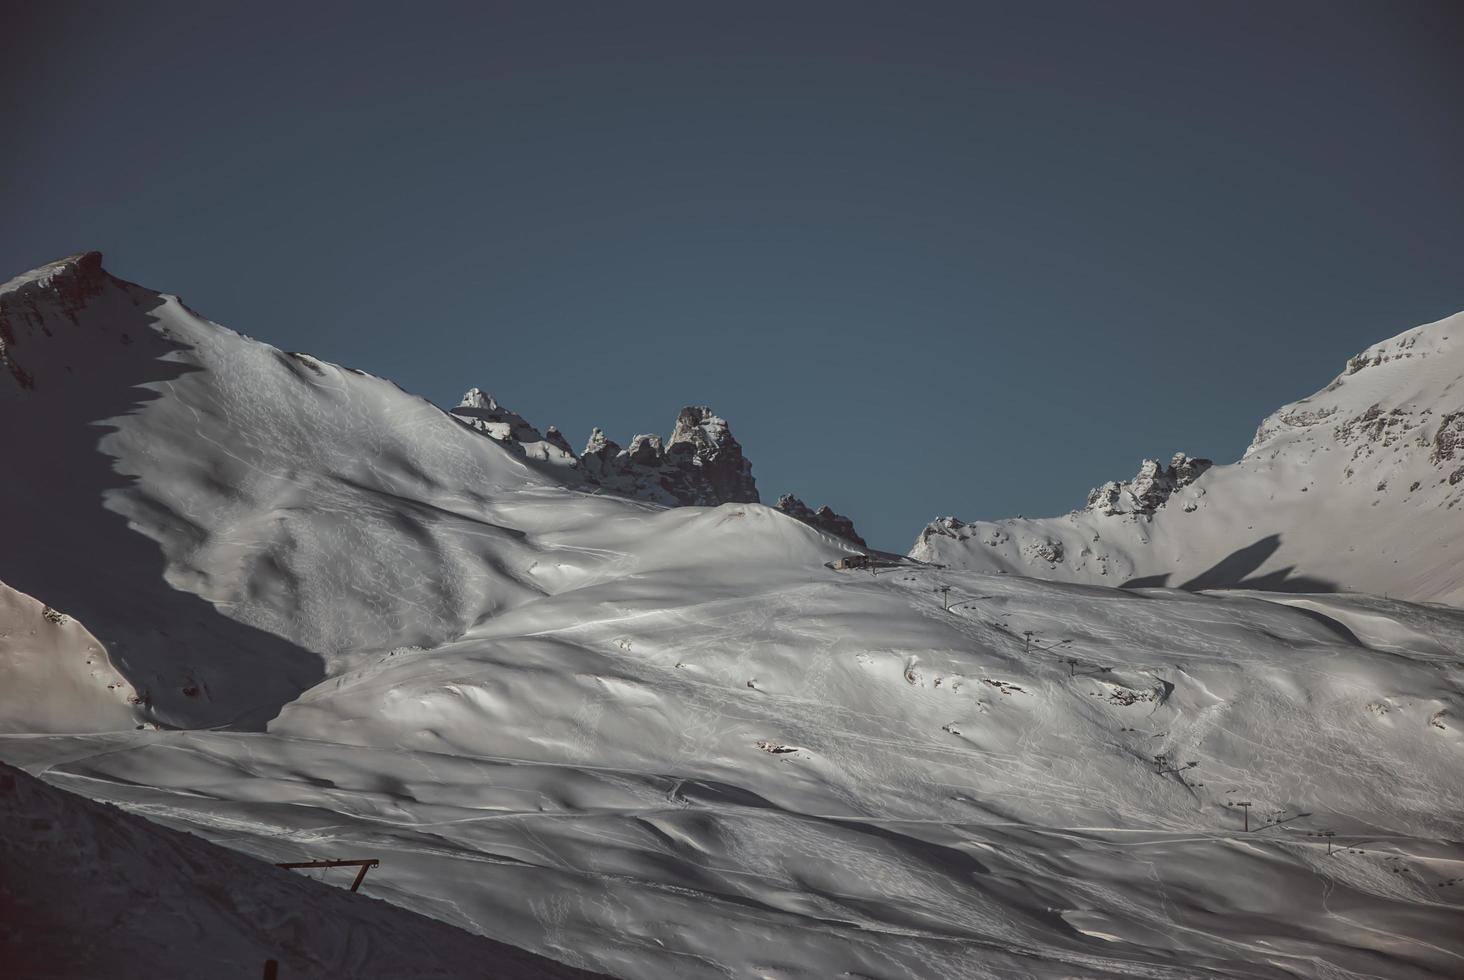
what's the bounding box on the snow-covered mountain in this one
[2,254,1462,980]
[914,311,1464,605]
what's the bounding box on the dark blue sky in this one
[5,2,1462,549]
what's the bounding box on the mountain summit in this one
[913,311,1464,604]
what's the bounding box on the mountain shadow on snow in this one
[0,254,324,729]
[1122,534,1339,594]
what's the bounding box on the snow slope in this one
[0,582,142,734]
[0,253,704,729]
[913,312,1464,605]
[2,254,1463,979]
[6,569,1463,979]
[0,761,608,979]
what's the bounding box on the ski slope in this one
[2,254,1462,979]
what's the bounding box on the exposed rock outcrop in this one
[453,395,764,507]
[774,495,866,547]
[0,251,113,391]
[1085,453,1211,518]
[449,389,577,466]
[451,395,871,535]
[577,406,760,506]
[659,406,759,505]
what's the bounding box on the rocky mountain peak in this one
[1085,452,1212,518]
[658,406,758,505]
[1,251,114,390]
[449,391,865,538]
[449,389,576,466]
[576,405,758,507]
[582,426,616,458]
[668,406,732,454]
[626,433,664,466]
[458,387,498,412]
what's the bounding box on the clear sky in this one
[5,1,1461,550]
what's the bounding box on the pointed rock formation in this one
[576,406,760,507]
[449,389,865,532]
[449,389,577,466]
[1085,453,1212,518]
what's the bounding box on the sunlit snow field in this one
[3,256,1463,979]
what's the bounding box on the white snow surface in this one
[912,312,1464,606]
[2,254,1463,979]
[0,582,142,734]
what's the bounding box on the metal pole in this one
[349,862,373,893]
[275,858,380,893]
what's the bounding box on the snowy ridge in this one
[913,311,1464,605]
[1,254,1462,979]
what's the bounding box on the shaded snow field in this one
[0,762,608,979]
[1,255,1463,978]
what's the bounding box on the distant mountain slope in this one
[912,311,1464,605]
[0,761,606,979]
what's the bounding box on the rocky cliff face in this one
[577,406,760,507]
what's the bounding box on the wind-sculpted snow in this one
[5,564,1463,978]
[915,312,1464,605]
[2,255,1462,979]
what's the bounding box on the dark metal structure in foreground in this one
[275,858,380,893]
